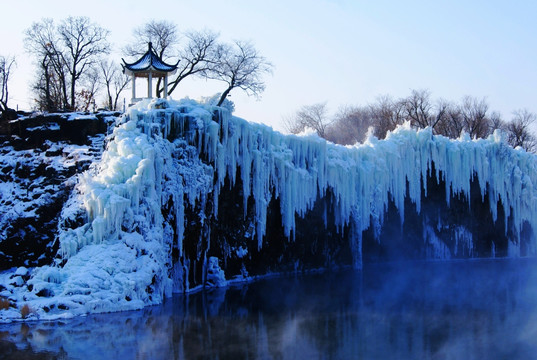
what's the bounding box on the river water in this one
[1,259,537,359]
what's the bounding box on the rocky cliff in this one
[1,99,536,321]
[0,111,119,270]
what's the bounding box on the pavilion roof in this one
[122,42,178,75]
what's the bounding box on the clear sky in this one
[2,0,537,132]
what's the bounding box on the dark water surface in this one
[2,259,537,359]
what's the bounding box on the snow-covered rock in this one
[0,112,116,270]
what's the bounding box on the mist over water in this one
[2,259,537,359]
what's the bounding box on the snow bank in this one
[2,97,536,322]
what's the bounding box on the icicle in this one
[46,97,537,319]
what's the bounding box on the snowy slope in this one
[0,113,113,269]
[1,98,536,322]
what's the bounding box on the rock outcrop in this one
[0,112,119,269]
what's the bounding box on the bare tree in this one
[488,111,505,133]
[25,17,110,111]
[506,109,536,152]
[325,105,372,144]
[284,102,331,137]
[125,20,180,97]
[32,55,66,112]
[125,22,222,99]
[460,96,490,138]
[208,40,273,107]
[100,60,130,111]
[59,16,110,110]
[76,67,101,111]
[25,18,69,110]
[165,30,220,97]
[0,55,16,113]
[279,88,536,150]
[435,100,464,138]
[125,20,179,58]
[401,89,436,129]
[368,95,405,139]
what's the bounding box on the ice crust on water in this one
[2,98,537,321]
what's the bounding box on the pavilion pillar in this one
[148,72,153,98]
[164,75,168,99]
[131,75,136,102]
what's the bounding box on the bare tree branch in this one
[100,60,129,111]
[460,96,489,139]
[25,17,110,111]
[207,40,273,106]
[59,16,110,109]
[284,102,330,137]
[165,30,220,97]
[25,18,69,110]
[124,20,179,58]
[506,109,536,152]
[401,89,434,129]
[0,55,16,112]
[368,95,405,139]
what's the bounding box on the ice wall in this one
[3,97,537,322]
[56,97,537,272]
[198,104,537,261]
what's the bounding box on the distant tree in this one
[59,16,110,110]
[25,17,110,111]
[325,105,372,144]
[435,97,505,140]
[0,55,16,113]
[368,95,405,139]
[124,20,179,58]
[488,111,505,133]
[25,18,68,111]
[76,67,100,112]
[460,96,490,139]
[284,102,331,137]
[281,89,536,151]
[208,40,273,107]
[100,60,130,111]
[435,100,464,138]
[506,109,536,152]
[401,89,435,129]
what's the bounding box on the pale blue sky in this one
[2,0,536,131]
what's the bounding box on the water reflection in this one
[2,259,537,359]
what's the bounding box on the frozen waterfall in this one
[2,97,537,322]
[70,98,537,267]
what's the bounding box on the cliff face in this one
[1,99,536,321]
[0,112,118,270]
[120,99,536,293]
[175,103,535,289]
[195,165,533,283]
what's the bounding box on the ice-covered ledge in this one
[64,97,537,272]
[2,97,537,322]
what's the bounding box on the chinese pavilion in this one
[122,42,179,102]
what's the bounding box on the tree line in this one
[0,17,272,114]
[284,89,537,153]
